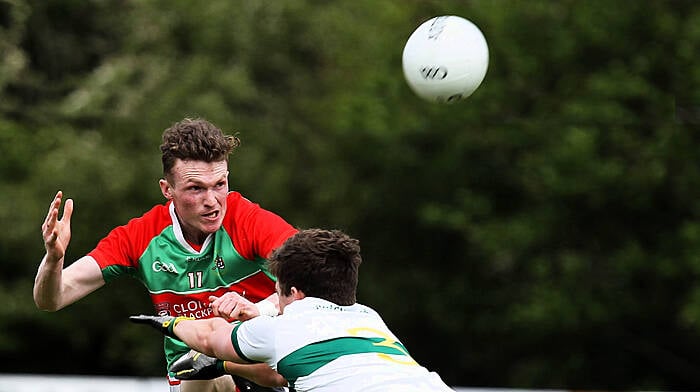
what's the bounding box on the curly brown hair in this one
[160,118,241,179]
[268,229,362,306]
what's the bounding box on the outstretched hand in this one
[129,314,192,338]
[42,191,73,263]
[170,349,225,380]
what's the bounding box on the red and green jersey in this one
[87,191,297,369]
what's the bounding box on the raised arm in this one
[33,191,105,311]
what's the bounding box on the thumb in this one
[129,315,154,324]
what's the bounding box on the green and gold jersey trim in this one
[277,336,412,383]
[231,322,257,363]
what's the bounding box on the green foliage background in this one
[1,0,699,389]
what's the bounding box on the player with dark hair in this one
[35,118,294,392]
[132,228,455,391]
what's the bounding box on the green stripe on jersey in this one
[231,322,258,363]
[277,336,411,382]
[101,265,138,282]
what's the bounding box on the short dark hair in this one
[160,118,240,179]
[268,229,362,306]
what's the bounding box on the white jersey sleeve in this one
[231,316,277,368]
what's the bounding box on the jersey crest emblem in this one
[212,256,226,270]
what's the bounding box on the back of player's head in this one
[160,117,240,180]
[268,228,362,306]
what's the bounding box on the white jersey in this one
[231,297,454,392]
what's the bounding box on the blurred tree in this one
[0,0,699,390]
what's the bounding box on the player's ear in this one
[160,178,173,200]
[290,287,305,300]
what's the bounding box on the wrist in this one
[42,253,64,267]
[255,299,278,317]
[168,316,192,336]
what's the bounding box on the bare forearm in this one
[174,318,225,357]
[33,256,104,312]
[130,315,288,386]
[33,254,64,311]
[173,318,246,365]
[225,362,287,387]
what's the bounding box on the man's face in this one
[160,159,229,244]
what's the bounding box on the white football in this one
[402,15,489,103]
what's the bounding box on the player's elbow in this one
[33,291,62,312]
[34,298,61,312]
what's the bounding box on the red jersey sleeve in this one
[88,203,172,278]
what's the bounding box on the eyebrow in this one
[183,170,228,182]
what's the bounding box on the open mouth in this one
[202,211,219,219]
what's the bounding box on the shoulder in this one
[224,191,259,215]
[222,191,295,259]
[222,190,293,233]
[233,316,277,345]
[136,201,171,222]
[113,202,171,229]
[352,302,379,315]
[89,202,172,264]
